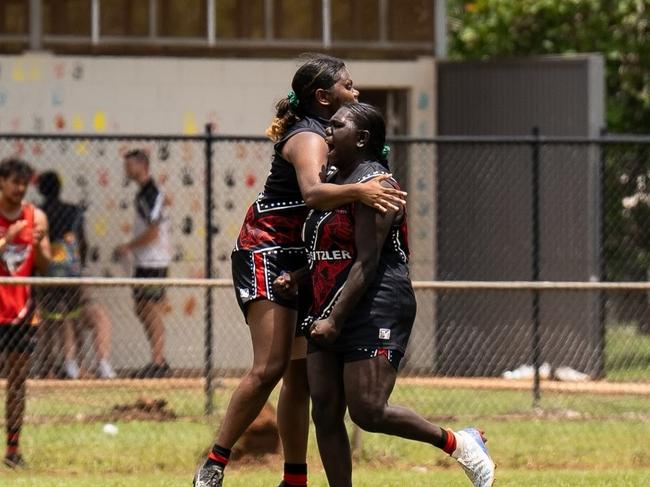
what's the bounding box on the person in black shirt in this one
[37,171,116,380]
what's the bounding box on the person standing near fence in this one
[0,157,51,468]
[115,149,171,379]
[275,103,495,487]
[37,171,116,380]
[193,55,407,487]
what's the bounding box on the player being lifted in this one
[194,55,406,487]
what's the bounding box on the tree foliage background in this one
[447,0,650,283]
[448,0,650,133]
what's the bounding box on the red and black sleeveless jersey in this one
[0,203,36,325]
[236,116,329,251]
[301,161,410,327]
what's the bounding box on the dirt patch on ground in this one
[201,402,280,464]
[231,402,280,460]
[21,396,179,425]
[105,396,178,422]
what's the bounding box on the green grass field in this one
[605,324,650,381]
[1,386,649,486]
[4,469,650,486]
[1,324,649,486]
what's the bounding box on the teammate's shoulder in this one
[296,115,328,130]
[282,116,328,141]
[33,206,48,223]
[355,161,390,181]
[24,201,42,216]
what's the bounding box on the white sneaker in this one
[193,463,224,487]
[451,428,496,486]
[97,360,117,380]
[63,359,80,380]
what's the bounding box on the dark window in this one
[43,0,91,36]
[274,0,321,40]
[101,0,149,37]
[331,0,378,42]
[216,0,264,39]
[157,0,206,38]
[0,0,29,35]
[388,0,433,42]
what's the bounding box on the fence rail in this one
[7,276,650,290]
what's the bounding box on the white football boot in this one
[451,428,496,486]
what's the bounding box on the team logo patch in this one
[1,244,30,274]
[378,328,391,340]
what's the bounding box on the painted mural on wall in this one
[0,54,269,273]
[0,54,270,368]
[0,53,437,369]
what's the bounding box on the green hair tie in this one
[381,145,391,158]
[287,90,300,110]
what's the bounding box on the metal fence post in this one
[597,128,608,379]
[204,124,215,416]
[531,127,542,408]
[29,0,43,51]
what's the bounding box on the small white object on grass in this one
[102,423,119,436]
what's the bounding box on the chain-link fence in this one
[0,133,649,475]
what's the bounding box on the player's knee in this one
[309,380,334,409]
[282,361,308,389]
[281,375,309,402]
[7,373,28,398]
[311,398,344,428]
[349,400,385,432]
[249,361,287,390]
[7,356,30,379]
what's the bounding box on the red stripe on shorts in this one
[253,252,268,298]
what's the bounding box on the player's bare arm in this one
[287,132,406,212]
[115,222,160,257]
[33,208,51,274]
[310,184,399,344]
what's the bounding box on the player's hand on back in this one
[356,174,406,213]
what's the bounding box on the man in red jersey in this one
[0,157,50,468]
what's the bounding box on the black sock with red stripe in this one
[283,462,307,486]
[6,428,20,457]
[205,444,230,470]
